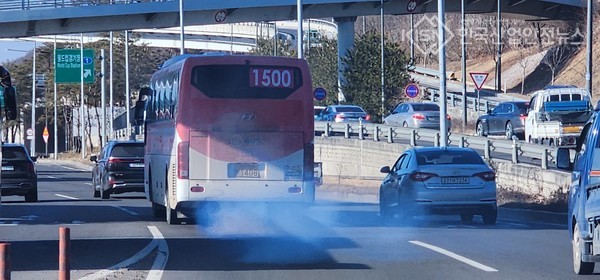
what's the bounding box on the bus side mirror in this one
[1,86,17,120]
[133,100,146,126]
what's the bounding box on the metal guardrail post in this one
[325,123,331,137]
[451,94,455,107]
[484,140,491,159]
[511,139,518,163]
[358,124,364,140]
[344,123,350,138]
[542,149,548,170]
[410,130,417,146]
[460,136,466,148]
[485,101,489,113]
[434,133,440,147]
[387,127,393,143]
[373,126,380,142]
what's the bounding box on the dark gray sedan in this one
[379,146,497,224]
[475,101,529,140]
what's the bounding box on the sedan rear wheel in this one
[482,208,497,225]
[505,122,514,140]
[476,122,485,136]
[25,190,38,202]
[573,222,595,274]
[100,186,110,200]
[460,213,473,223]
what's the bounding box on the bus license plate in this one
[233,163,260,178]
[441,177,469,184]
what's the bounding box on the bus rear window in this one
[191,65,303,99]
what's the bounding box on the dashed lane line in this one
[409,240,498,272]
[113,206,140,216]
[55,194,79,200]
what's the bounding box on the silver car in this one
[384,102,451,130]
[379,146,497,224]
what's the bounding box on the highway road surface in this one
[0,160,592,279]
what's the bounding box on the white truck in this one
[524,86,593,146]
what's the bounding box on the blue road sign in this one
[404,83,420,98]
[314,87,326,101]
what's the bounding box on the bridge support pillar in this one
[334,17,356,104]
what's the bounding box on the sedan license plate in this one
[232,163,260,178]
[441,177,469,184]
[1,166,13,171]
[129,163,144,168]
[427,116,439,121]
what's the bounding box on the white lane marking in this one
[55,194,79,200]
[410,240,498,272]
[47,175,58,179]
[0,223,18,226]
[84,183,93,186]
[147,226,169,280]
[78,226,168,280]
[113,206,139,216]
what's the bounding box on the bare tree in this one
[517,46,533,94]
[541,44,574,85]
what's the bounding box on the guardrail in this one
[115,120,558,170]
[314,121,558,170]
[425,87,501,113]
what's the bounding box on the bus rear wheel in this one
[166,199,181,225]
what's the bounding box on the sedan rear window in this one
[336,106,365,113]
[412,104,439,111]
[2,147,29,160]
[416,150,485,165]
[110,145,144,157]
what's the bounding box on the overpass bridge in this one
[0,0,585,39]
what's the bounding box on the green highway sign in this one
[55,49,95,84]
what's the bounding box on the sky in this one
[0,40,36,63]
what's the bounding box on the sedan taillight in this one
[475,171,496,181]
[412,114,426,120]
[410,172,438,182]
[335,114,345,122]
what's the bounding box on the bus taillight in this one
[177,141,189,179]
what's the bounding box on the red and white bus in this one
[138,54,315,224]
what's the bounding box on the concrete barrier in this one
[315,137,570,201]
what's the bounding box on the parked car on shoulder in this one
[475,101,529,140]
[379,146,497,224]
[1,143,38,202]
[90,140,145,199]
[383,102,451,130]
[316,104,371,123]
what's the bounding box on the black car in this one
[90,140,145,199]
[1,143,38,202]
[475,101,529,140]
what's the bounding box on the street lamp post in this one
[32,41,36,156]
